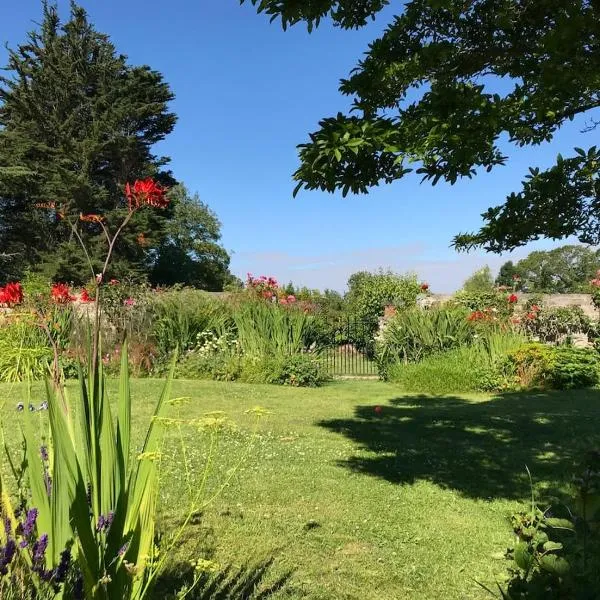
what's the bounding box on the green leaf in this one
[543,541,563,552]
[545,517,575,531]
[539,554,570,576]
[513,542,534,571]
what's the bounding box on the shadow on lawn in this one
[154,557,292,599]
[318,389,600,501]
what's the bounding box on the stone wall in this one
[429,293,598,318]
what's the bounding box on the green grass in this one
[1,379,599,599]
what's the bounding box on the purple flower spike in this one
[40,446,49,462]
[53,548,71,582]
[32,533,48,563]
[23,508,38,538]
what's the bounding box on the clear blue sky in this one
[1,1,591,291]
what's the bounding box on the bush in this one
[452,289,516,319]
[520,306,591,343]
[500,343,600,390]
[176,331,242,381]
[262,353,329,387]
[346,270,423,326]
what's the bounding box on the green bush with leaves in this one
[262,353,329,387]
[346,270,422,325]
[521,306,591,343]
[484,452,600,599]
[233,300,311,358]
[451,289,515,319]
[495,343,600,391]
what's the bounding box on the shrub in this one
[262,353,329,387]
[346,270,423,325]
[452,289,516,319]
[176,331,242,381]
[233,300,312,357]
[520,305,591,343]
[500,343,600,390]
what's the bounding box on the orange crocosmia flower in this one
[125,178,169,211]
[79,213,105,223]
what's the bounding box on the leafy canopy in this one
[243,0,600,251]
[462,265,494,293]
[499,245,600,293]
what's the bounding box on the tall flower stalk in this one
[0,178,187,599]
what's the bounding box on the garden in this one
[2,1,600,599]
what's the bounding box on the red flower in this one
[0,282,23,307]
[51,283,75,304]
[80,288,94,303]
[125,178,169,211]
[526,312,537,320]
[374,406,383,415]
[531,304,541,312]
[507,294,518,304]
[420,283,429,291]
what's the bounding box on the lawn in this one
[1,379,598,599]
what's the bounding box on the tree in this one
[462,266,495,293]
[149,185,232,290]
[346,269,421,323]
[512,245,600,293]
[243,1,600,251]
[0,2,176,284]
[496,261,521,288]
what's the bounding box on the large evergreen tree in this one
[0,2,176,284]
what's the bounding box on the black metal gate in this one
[321,317,378,376]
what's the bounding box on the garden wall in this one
[430,293,598,318]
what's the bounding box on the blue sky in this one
[1,1,591,291]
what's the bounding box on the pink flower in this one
[123,297,135,306]
[287,295,296,303]
[374,406,383,415]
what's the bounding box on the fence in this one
[320,317,379,377]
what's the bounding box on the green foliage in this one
[491,453,600,599]
[0,315,52,382]
[496,261,521,288]
[151,288,231,357]
[176,332,242,382]
[149,185,232,290]
[233,300,311,358]
[513,245,600,293]
[386,331,524,393]
[346,270,421,327]
[452,289,515,319]
[0,3,177,284]
[521,306,591,343]
[262,353,329,387]
[376,307,473,371]
[502,343,600,391]
[462,266,495,293]
[245,1,600,252]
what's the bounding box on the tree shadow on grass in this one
[318,389,600,501]
[153,557,292,599]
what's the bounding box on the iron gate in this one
[320,317,379,376]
